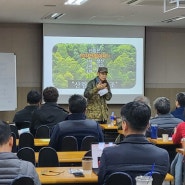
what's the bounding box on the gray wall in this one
[0,24,184,121]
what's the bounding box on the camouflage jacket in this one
[84,77,112,122]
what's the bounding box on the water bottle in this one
[150,124,158,139]
[109,112,115,126]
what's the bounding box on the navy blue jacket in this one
[98,134,170,185]
[49,113,104,151]
[171,107,185,121]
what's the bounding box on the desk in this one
[35,151,87,163]
[36,167,97,184]
[99,124,118,142]
[16,138,50,147]
[99,124,118,130]
[36,167,173,184]
[148,138,180,163]
[148,138,174,145]
[176,148,185,155]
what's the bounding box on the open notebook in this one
[91,142,115,174]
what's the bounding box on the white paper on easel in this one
[98,89,108,96]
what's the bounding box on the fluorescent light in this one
[64,0,88,5]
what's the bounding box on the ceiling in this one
[1,0,185,27]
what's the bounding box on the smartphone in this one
[72,172,84,177]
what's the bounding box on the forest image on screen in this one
[52,43,136,90]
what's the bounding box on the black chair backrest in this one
[10,176,34,185]
[18,132,34,150]
[35,125,50,138]
[17,147,35,166]
[10,124,19,139]
[60,136,78,151]
[105,172,133,185]
[38,147,59,167]
[80,136,97,151]
[15,121,31,130]
[84,150,92,157]
[11,132,17,153]
[157,128,174,137]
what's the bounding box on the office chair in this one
[17,147,36,166]
[38,147,59,167]
[10,176,34,185]
[80,136,97,151]
[84,150,92,157]
[35,125,50,138]
[11,132,17,153]
[60,136,78,151]
[105,172,133,185]
[18,132,34,150]
[10,124,19,139]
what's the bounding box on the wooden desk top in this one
[35,151,87,163]
[36,167,173,184]
[16,138,50,147]
[36,167,97,184]
[99,124,118,130]
[176,148,185,155]
[148,138,174,145]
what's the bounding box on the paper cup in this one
[162,134,169,142]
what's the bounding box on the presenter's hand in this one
[97,82,107,90]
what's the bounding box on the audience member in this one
[98,101,169,185]
[171,92,185,121]
[13,90,41,123]
[84,67,112,124]
[147,97,183,137]
[31,86,68,136]
[115,95,151,144]
[172,122,185,144]
[134,95,151,108]
[0,120,41,185]
[49,94,104,151]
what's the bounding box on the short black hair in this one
[121,101,151,131]
[0,120,11,145]
[68,94,86,113]
[27,90,41,104]
[153,97,170,114]
[43,87,59,102]
[176,92,185,107]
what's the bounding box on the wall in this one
[0,24,185,121]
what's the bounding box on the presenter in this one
[84,67,112,124]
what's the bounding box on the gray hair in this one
[153,97,170,114]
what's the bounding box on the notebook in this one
[91,142,115,174]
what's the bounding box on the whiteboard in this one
[0,53,17,111]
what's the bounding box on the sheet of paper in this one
[98,89,108,96]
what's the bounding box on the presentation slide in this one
[43,24,144,104]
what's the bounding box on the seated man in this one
[13,90,41,129]
[49,94,104,151]
[171,92,185,121]
[31,86,68,136]
[0,120,41,185]
[147,97,183,137]
[98,101,169,185]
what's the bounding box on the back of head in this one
[134,95,151,108]
[68,94,87,113]
[176,92,185,107]
[153,97,170,114]
[0,120,11,145]
[27,90,41,104]
[121,101,151,131]
[43,87,59,103]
